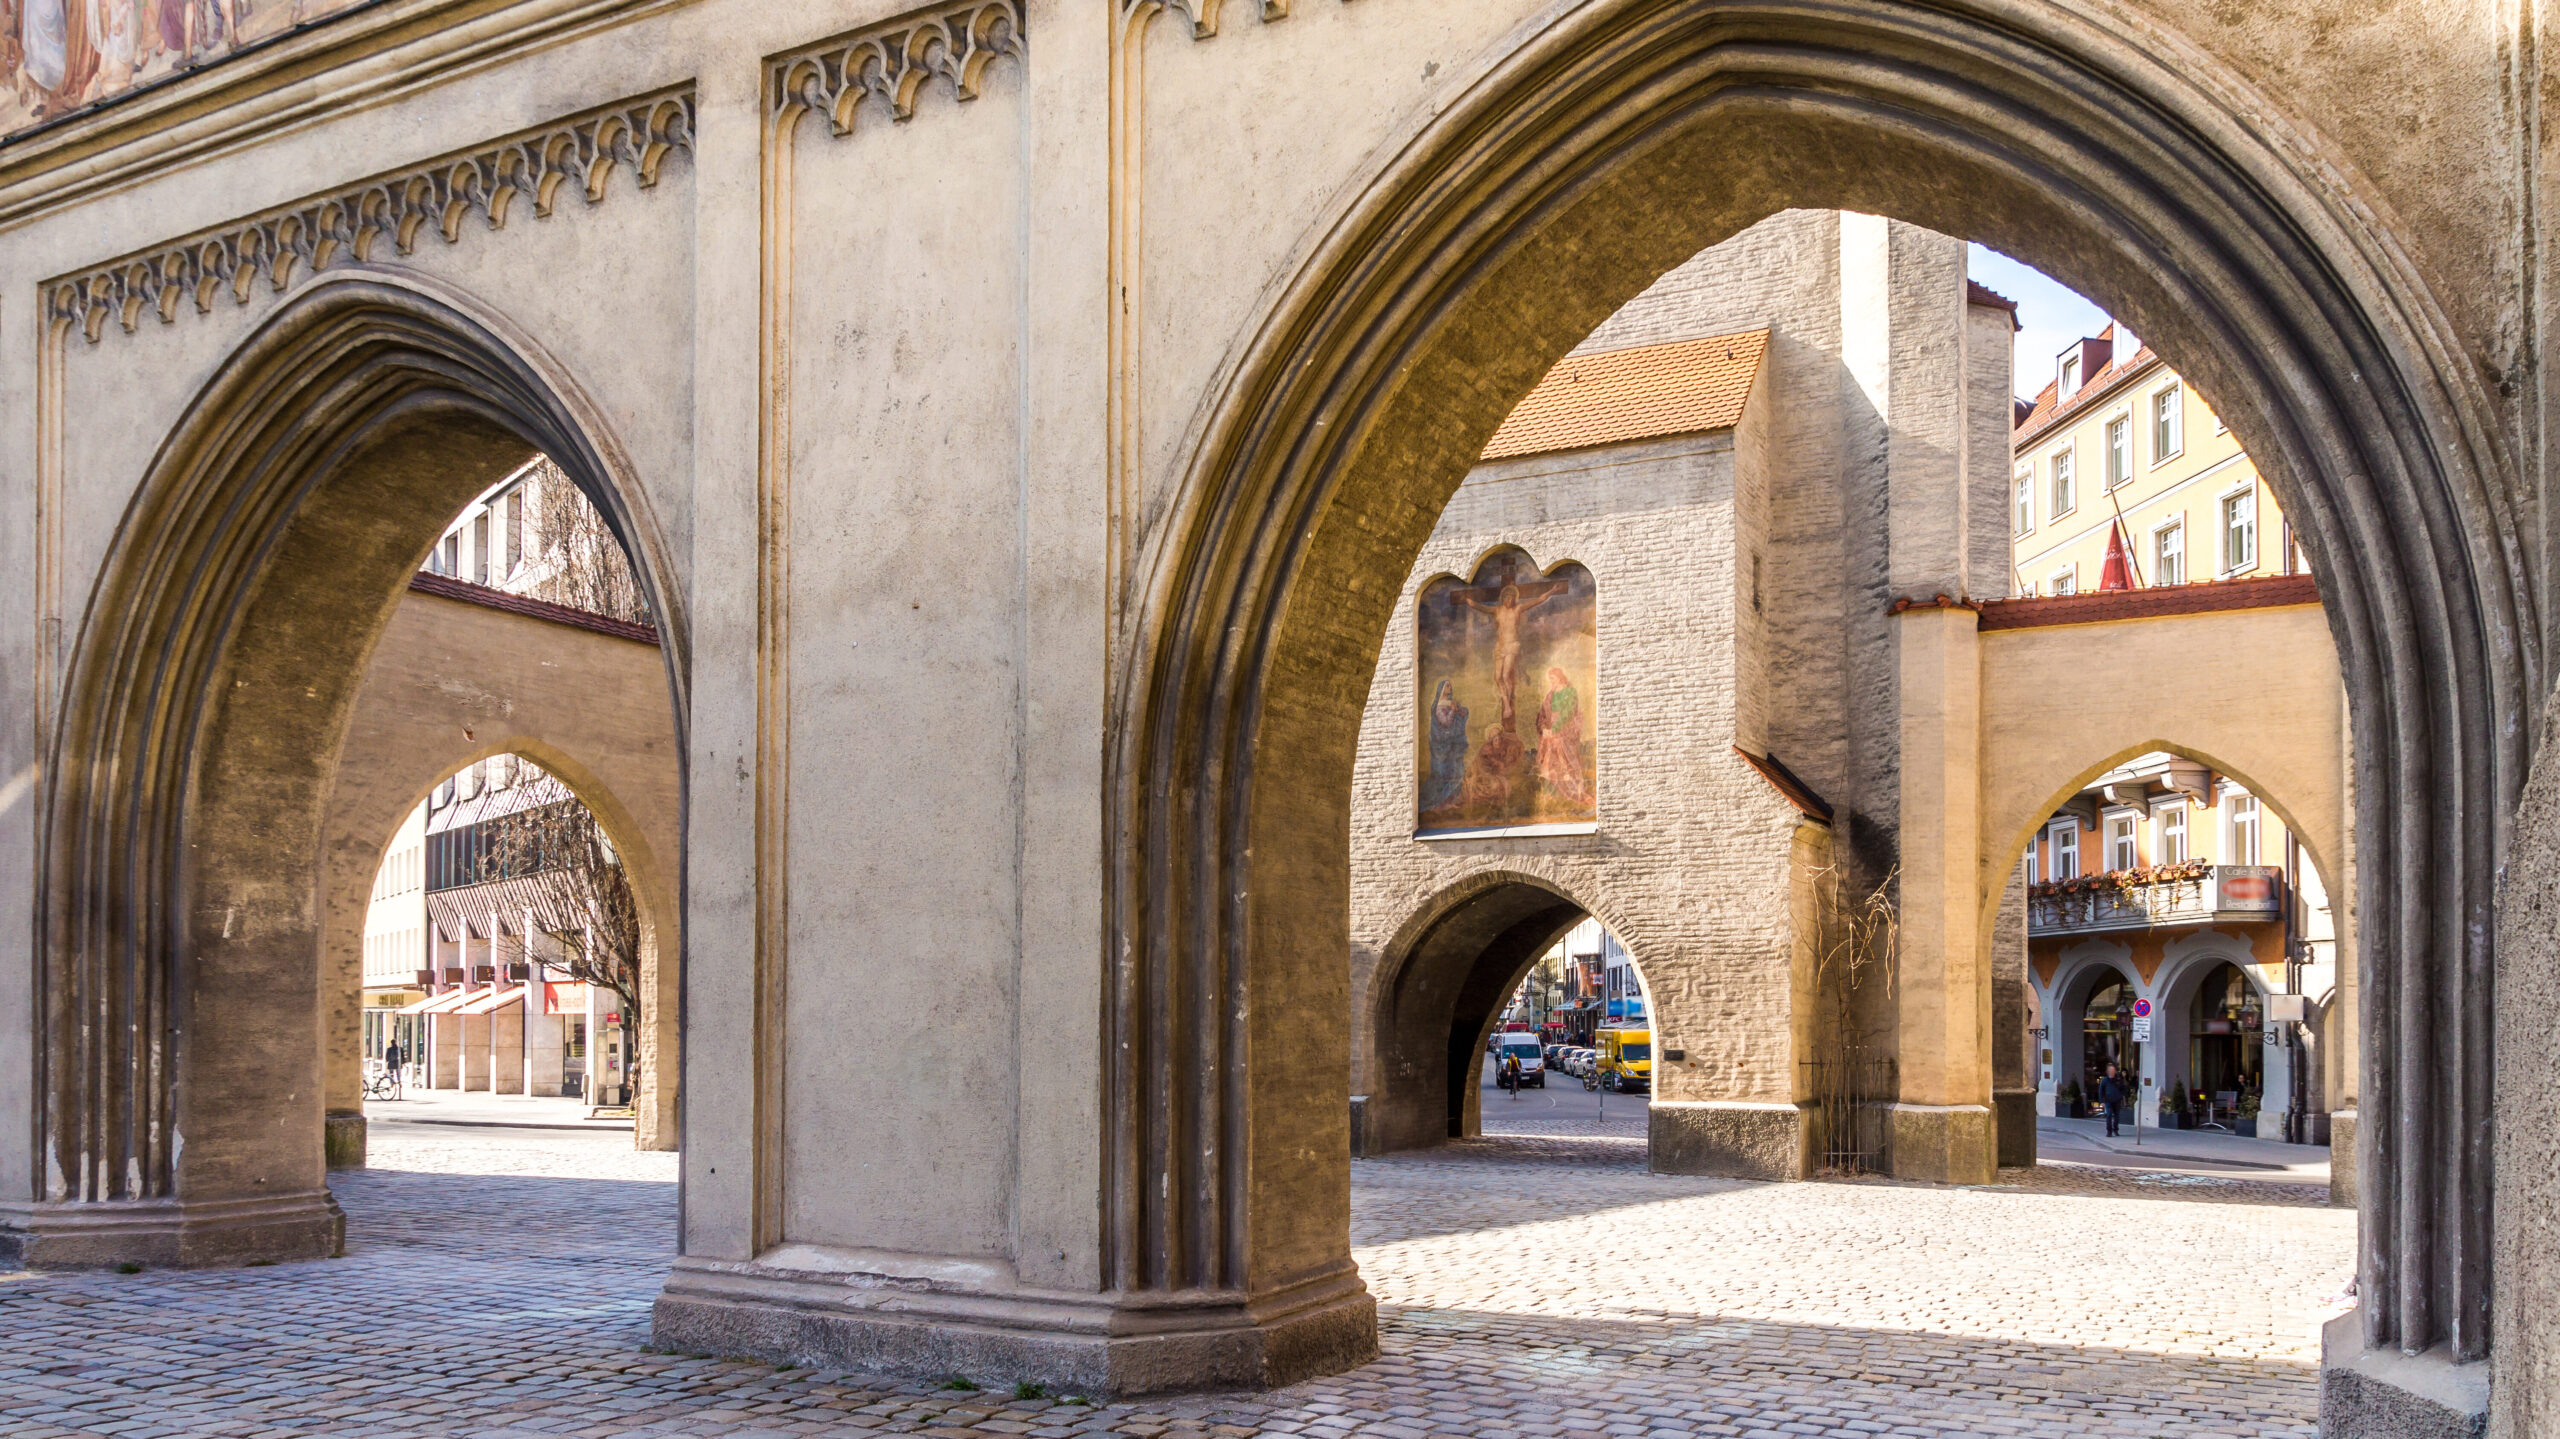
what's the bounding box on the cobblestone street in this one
[0,1119,2350,1438]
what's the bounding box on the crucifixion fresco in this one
[1415,547,1596,833]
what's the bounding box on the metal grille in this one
[1801,1049,1896,1175]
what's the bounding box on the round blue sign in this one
[2132,997,2154,1018]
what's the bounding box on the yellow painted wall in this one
[2010,356,2298,596]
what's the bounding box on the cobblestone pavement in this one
[0,1125,2350,1438]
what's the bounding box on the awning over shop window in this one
[394,988,474,1015]
[454,986,527,1016]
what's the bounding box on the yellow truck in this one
[1596,1027,1652,1093]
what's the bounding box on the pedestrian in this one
[2100,1062,2128,1138]
[1501,1050,1522,1101]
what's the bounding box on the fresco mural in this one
[1415,547,1597,834]
[0,0,364,137]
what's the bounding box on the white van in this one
[1493,1032,1546,1088]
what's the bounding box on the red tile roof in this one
[2013,325,2163,445]
[1482,329,1768,461]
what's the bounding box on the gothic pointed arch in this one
[1109,0,2510,1370]
[18,269,686,1267]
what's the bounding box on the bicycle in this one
[363,1066,399,1099]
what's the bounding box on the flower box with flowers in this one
[2029,860,2220,933]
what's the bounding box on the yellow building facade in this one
[2010,330,2303,596]
[2006,328,2340,1143]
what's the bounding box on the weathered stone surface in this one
[2324,1313,2491,1439]
[0,0,2539,1422]
[1648,1100,1805,1180]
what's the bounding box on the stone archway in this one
[1354,871,1593,1158]
[2153,938,2283,1129]
[12,273,686,1269]
[1108,0,2505,1396]
[1994,727,2350,1151]
[2047,953,2141,1116]
[320,581,685,1160]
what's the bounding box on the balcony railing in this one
[2027,864,2283,937]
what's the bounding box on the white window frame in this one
[2157,801,2189,864]
[2048,565,2077,597]
[2226,791,2262,866]
[2104,412,2133,490]
[2220,482,2259,575]
[2105,811,2138,872]
[2049,445,2077,518]
[2153,518,2185,587]
[2150,382,2184,464]
[2048,821,2081,881]
[2059,351,2081,397]
[2013,464,2035,536]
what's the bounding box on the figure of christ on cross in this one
[1456,576,1571,728]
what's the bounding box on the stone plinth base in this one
[1647,1101,1804,1179]
[1885,1103,1995,1185]
[2331,1109,2358,1207]
[1993,1089,2037,1168]
[0,1191,345,1269]
[653,1255,1378,1396]
[2320,1312,2487,1437]
[324,1110,367,1169]
[1344,1091,1448,1158]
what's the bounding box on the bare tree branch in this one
[485,769,645,1107]
[523,457,651,625]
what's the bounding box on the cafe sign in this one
[2216,867,2283,914]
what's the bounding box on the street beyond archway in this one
[0,1118,2345,1436]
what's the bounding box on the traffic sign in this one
[2131,1017,2154,1043]
[2132,997,2153,1019]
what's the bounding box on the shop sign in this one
[2216,869,2282,912]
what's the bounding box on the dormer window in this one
[2059,352,2081,396]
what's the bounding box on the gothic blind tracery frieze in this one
[47,89,697,345]
[1140,0,1290,40]
[771,0,1026,137]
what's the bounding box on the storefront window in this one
[2187,962,2263,1109]
[2081,976,2138,1098]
